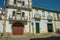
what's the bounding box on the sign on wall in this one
[31,22,34,26]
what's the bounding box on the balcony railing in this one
[22,16,28,21]
[6,1,32,10]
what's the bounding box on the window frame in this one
[42,11,45,17]
[57,13,60,20]
[16,13,21,20]
[14,0,16,4]
[13,11,15,16]
[22,12,25,17]
[22,1,25,6]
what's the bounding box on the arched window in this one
[47,12,53,22]
[47,12,52,20]
[47,15,52,22]
[34,13,41,21]
[22,12,25,17]
[42,11,45,17]
[16,13,21,20]
[47,15,52,19]
[34,13,41,18]
[22,1,25,6]
[13,11,15,16]
[14,0,16,4]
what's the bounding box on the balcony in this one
[22,16,28,21]
[5,1,32,11]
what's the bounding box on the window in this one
[34,13,41,18]
[14,0,16,4]
[57,13,60,20]
[34,13,41,21]
[47,12,52,20]
[35,18,40,21]
[22,12,25,17]
[48,20,52,22]
[47,15,52,19]
[16,13,21,20]
[42,11,45,17]
[22,1,25,6]
[59,14,60,20]
[13,11,15,16]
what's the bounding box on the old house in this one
[0,0,60,36]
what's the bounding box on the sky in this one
[0,0,5,8]
[32,0,60,11]
[0,0,60,11]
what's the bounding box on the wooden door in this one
[36,23,40,33]
[47,24,53,32]
[12,21,24,35]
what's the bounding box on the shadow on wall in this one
[30,36,60,40]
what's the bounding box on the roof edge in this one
[32,6,60,13]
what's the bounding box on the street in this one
[0,33,60,40]
[30,36,60,40]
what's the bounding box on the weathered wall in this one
[0,20,4,33]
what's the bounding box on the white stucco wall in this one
[5,6,60,34]
[7,8,17,19]
[21,10,30,33]
[6,8,31,33]
[6,8,16,32]
[24,22,29,33]
[0,20,4,33]
[32,9,56,33]
[55,21,60,28]
[5,21,12,32]
[40,20,47,31]
[21,10,29,20]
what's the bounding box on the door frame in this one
[35,22,40,34]
[47,23,53,32]
[12,21,24,35]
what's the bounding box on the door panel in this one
[12,21,24,35]
[47,24,53,32]
[36,23,40,33]
[12,26,24,35]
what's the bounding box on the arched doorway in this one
[12,21,24,35]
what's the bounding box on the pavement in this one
[0,33,60,40]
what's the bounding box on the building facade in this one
[0,0,60,36]
[32,6,60,34]
[4,0,32,36]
